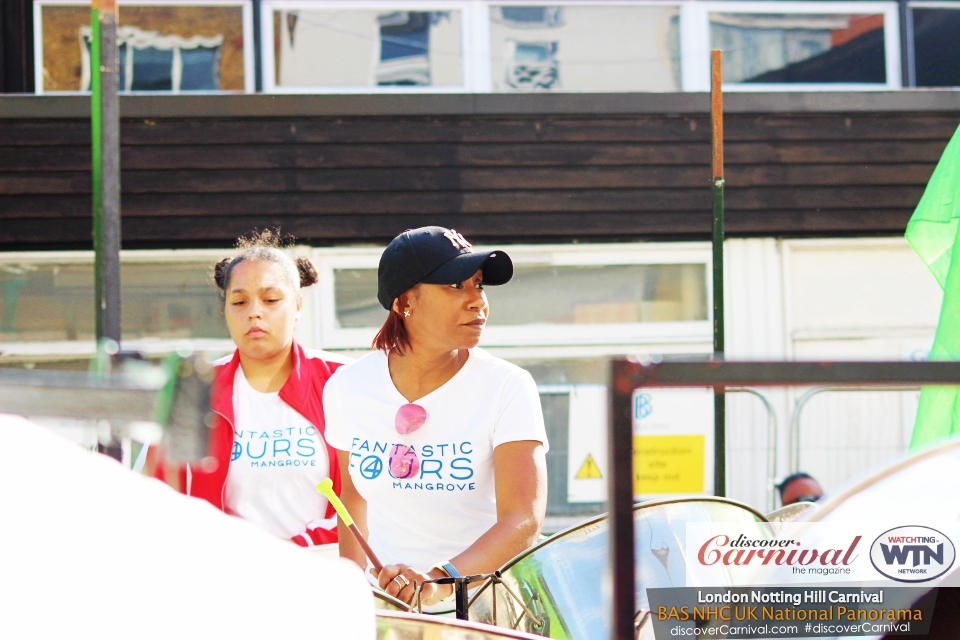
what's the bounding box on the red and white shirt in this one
[153,341,350,547]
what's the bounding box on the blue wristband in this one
[441,562,461,578]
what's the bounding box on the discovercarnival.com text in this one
[667,621,913,637]
[670,622,910,638]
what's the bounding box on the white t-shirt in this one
[224,366,330,540]
[323,348,548,572]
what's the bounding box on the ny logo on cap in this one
[443,229,472,250]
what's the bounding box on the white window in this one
[80,26,224,91]
[0,250,234,347]
[34,0,255,94]
[489,3,682,93]
[681,1,902,91]
[262,0,475,93]
[310,242,713,350]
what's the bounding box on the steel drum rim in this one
[372,588,412,612]
[376,610,548,639]
[497,495,767,574]
[808,435,960,522]
[466,496,769,613]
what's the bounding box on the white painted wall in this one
[724,237,942,512]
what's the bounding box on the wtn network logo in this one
[869,526,956,583]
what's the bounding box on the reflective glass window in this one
[489,5,681,92]
[710,13,887,83]
[41,4,244,93]
[0,262,228,343]
[130,46,174,90]
[273,9,463,88]
[912,8,960,87]
[180,46,221,90]
[332,264,707,329]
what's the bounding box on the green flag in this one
[907,124,960,448]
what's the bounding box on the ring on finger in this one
[393,575,410,588]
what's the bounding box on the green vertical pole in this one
[91,4,103,339]
[711,50,726,498]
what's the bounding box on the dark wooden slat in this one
[0,162,936,196]
[0,172,93,194]
[0,146,91,171]
[1,113,955,148]
[0,166,711,194]
[726,140,948,164]
[118,143,715,170]
[0,208,915,248]
[0,189,711,217]
[0,185,922,218]
[726,185,925,210]
[1,140,941,174]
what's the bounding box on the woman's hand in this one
[374,564,453,606]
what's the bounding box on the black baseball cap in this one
[377,227,514,310]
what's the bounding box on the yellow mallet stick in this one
[316,478,383,573]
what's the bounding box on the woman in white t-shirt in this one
[324,226,548,607]
[151,231,350,547]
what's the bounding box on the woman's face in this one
[223,260,301,361]
[402,269,488,351]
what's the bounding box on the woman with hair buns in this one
[152,231,351,547]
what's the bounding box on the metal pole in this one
[252,0,264,91]
[727,388,778,513]
[609,361,636,640]
[711,49,726,498]
[93,0,121,343]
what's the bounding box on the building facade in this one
[2,0,959,522]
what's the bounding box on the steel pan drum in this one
[377,611,547,639]
[374,589,412,612]
[766,501,818,523]
[809,437,960,524]
[467,497,768,639]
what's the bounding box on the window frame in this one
[260,0,481,93]
[311,242,714,350]
[905,0,960,88]
[33,0,255,95]
[684,0,902,92]
[0,248,238,354]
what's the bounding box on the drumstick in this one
[316,478,384,573]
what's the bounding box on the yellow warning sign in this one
[575,454,603,479]
[633,435,705,495]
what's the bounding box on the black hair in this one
[776,472,815,500]
[213,229,318,294]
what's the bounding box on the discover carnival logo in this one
[697,534,862,574]
[869,526,956,583]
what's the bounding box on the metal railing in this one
[787,385,920,475]
[727,387,778,513]
[610,360,960,640]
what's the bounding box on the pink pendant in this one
[395,403,427,435]
[389,445,420,479]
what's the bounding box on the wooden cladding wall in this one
[0,109,956,249]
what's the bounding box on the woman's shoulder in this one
[301,347,356,367]
[324,350,386,386]
[469,348,532,381]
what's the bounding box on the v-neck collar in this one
[379,349,475,406]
